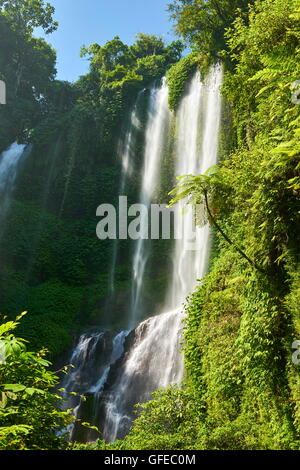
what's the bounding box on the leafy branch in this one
[168,165,265,273]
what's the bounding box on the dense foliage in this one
[0,0,57,151]
[168,0,255,59]
[166,53,198,109]
[0,313,73,449]
[1,0,300,451]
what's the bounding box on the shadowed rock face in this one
[94,320,155,442]
[63,331,116,395]
[69,328,137,442]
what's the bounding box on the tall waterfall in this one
[0,142,27,238]
[107,93,143,304]
[129,79,170,327]
[63,64,223,443]
[166,64,223,311]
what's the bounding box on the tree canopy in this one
[168,0,255,56]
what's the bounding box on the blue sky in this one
[36,0,176,82]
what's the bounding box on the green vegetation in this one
[166,54,198,109]
[0,0,57,151]
[168,0,255,59]
[0,312,73,450]
[82,0,300,451]
[0,0,299,451]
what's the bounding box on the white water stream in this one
[0,142,26,234]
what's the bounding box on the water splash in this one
[61,329,128,440]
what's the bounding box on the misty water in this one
[0,142,27,239]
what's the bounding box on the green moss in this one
[166,54,199,110]
[15,280,83,357]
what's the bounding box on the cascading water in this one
[0,142,27,236]
[166,64,223,310]
[101,307,185,441]
[129,78,171,328]
[63,64,223,443]
[61,329,128,440]
[106,93,143,307]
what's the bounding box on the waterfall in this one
[166,64,223,310]
[101,308,184,441]
[0,142,27,238]
[63,64,223,443]
[61,329,128,440]
[129,79,170,328]
[99,64,223,442]
[107,93,143,305]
